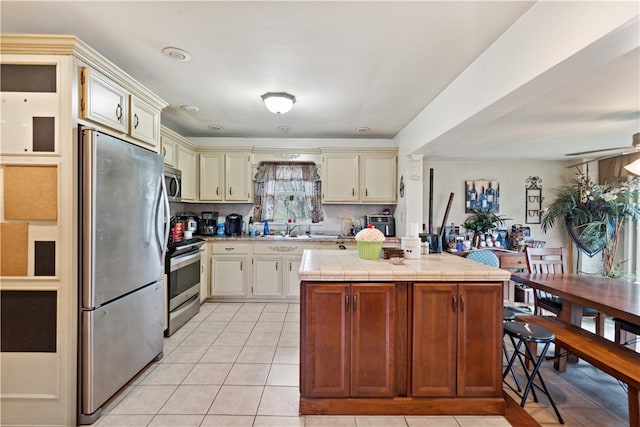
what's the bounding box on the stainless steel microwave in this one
[164,165,182,202]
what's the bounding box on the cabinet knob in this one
[133,113,139,129]
[115,103,123,120]
[452,294,457,312]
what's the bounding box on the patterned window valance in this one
[255,162,321,183]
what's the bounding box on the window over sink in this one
[254,162,323,223]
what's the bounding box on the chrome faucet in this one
[286,223,303,236]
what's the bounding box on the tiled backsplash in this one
[170,202,396,236]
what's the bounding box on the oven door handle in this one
[170,250,200,271]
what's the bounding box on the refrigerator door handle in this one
[157,175,170,261]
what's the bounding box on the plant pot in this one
[565,217,605,257]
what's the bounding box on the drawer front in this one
[210,242,251,254]
[253,242,314,255]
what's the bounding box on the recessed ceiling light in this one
[208,124,224,131]
[162,47,192,62]
[180,105,199,113]
[356,127,370,132]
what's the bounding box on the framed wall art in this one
[465,180,499,213]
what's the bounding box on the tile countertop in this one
[298,250,511,282]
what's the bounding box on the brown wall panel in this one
[34,241,56,276]
[32,117,55,152]
[0,64,56,93]
[0,290,57,352]
[0,222,28,276]
[4,165,57,220]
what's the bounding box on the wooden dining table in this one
[510,272,640,370]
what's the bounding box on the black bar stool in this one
[502,308,521,392]
[503,321,564,424]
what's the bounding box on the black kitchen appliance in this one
[225,213,243,236]
[177,212,199,240]
[365,214,395,237]
[199,211,218,236]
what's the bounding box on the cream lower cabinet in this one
[284,255,303,297]
[210,243,251,297]
[252,242,313,298]
[200,243,211,302]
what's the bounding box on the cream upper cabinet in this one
[81,67,163,150]
[321,149,397,204]
[129,95,160,148]
[200,154,224,201]
[160,135,177,167]
[322,154,359,202]
[226,153,252,202]
[199,151,252,203]
[81,67,128,133]
[177,144,197,201]
[360,154,397,203]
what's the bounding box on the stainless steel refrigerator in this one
[78,127,168,424]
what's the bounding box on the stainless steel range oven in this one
[166,238,204,336]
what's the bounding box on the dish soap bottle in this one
[249,217,256,237]
[263,219,270,236]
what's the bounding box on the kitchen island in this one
[298,250,510,416]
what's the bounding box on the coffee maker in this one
[225,213,243,236]
[199,211,218,236]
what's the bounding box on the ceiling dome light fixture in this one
[261,92,296,114]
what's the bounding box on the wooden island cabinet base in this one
[299,397,505,416]
[298,251,510,417]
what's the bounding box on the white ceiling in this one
[2,1,639,161]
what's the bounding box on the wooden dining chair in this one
[525,247,605,336]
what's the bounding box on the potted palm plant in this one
[541,172,640,278]
[463,208,510,248]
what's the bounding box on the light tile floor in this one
[95,303,632,427]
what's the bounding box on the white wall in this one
[422,159,572,249]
